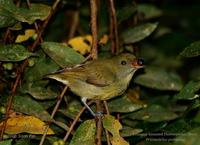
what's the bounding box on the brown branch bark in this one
[68,11,79,40]
[39,86,68,145]
[29,0,60,51]
[90,0,98,59]
[63,101,94,142]
[0,59,29,141]
[90,0,103,145]
[26,0,43,44]
[108,0,119,54]
[95,100,103,145]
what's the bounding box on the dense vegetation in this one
[0,0,200,145]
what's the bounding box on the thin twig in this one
[52,120,70,132]
[39,86,68,145]
[90,0,98,59]
[108,0,119,54]
[30,0,60,51]
[103,101,111,145]
[90,0,103,144]
[0,59,28,140]
[96,100,103,145]
[3,29,11,43]
[26,0,43,44]
[63,101,94,142]
[103,101,110,115]
[68,11,79,40]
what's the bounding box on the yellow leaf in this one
[103,115,129,145]
[99,34,109,45]
[67,34,108,55]
[0,115,54,134]
[68,35,92,55]
[15,29,36,43]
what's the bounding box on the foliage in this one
[0,0,200,145]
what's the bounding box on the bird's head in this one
[111,53,144,78]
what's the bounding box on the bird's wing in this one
[85,65,117,87]
[46,61,117,87]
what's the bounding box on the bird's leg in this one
[81,98,96,117]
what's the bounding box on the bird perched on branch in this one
[46,53,143,116]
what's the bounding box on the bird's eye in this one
[121,60,127,65]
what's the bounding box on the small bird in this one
[46,53,143,116]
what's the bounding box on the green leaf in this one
[41,42,85,68]
[117,5,137,24]
[18,4,51,24]
[24,81,58,100]
[134,67,183,91]
[0,0,51,28]
[24,52,59,82]
[13,95,51,121]
[0,139,12,145]
[122,23,158,44]
[59,99,82,120]
[126,105,178,122]
[69,119,96,145]
[164,119,192,133]
[0,44,35,62]
[120,126,143,137]
[173,81,200,101]
[180,41,200,57]
[108,94,144,113]
[137,4,162,19]
[173,127,200,145]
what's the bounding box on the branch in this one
[39,86,68,145]
[63,101,94,142]
[0,59,28,140]
[29,0,60,51]
[109,0,119,54]
[95,100,103,145]
[90,0,98,59]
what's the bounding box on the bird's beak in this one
[132,58,144,69]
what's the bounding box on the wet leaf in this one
[59,99,82,120]
[0,115,54,134]
[0,44,35,62]
[122,23,158,44]
[13,95,51,121]
[173,81,200,101]
[108,94,144,113]
[24,52,59,82]
[117,5,137,24]
[134,67,183,91]
[173,127,200,145]
[25,81,58,100]
[0,0,51,28]
[41,42,85,68]
[120,126,143,137]
[69,119,96,145]
[126,105,178,122]
[15,29,36,43]
[180,41,200,57]
[137,4,162,19]
[103,115,129,145]
[0,139,12,145]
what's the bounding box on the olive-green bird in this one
[46,53,143,116]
